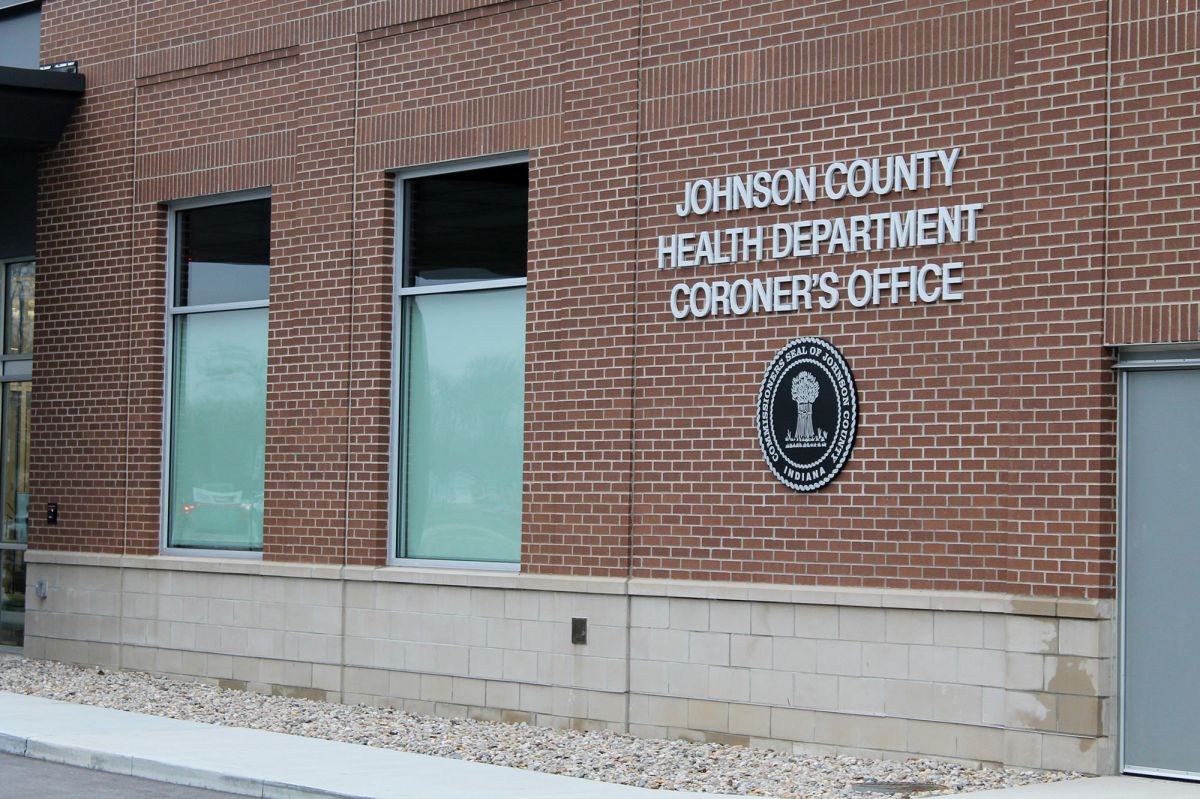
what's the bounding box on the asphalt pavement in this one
[0,752,244,799]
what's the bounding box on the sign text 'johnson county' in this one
[659,148,985,319]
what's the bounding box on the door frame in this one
[0,382,30,652]
[0,256,33,652]
[1116,352,1200,779]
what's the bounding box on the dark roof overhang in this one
[0,65,84,153]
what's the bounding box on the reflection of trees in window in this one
[174,325,267,492]
[2,383,30,544]
[402,299,525,561]
[0,259,33,644]
[429,356,523,507]
[7,262,34,355]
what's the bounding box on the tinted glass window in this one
[404,163,528,287]
[400,288,525,562]
[168,309,266,551]
[0,3,40,70]
[175,199,270,306]
[5,261,33,355]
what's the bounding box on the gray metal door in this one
[1122,363,1200,779]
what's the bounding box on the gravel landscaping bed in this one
[0,655,1082,798]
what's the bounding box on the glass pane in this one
[0,548,24,647]
[1,381,30,545]
[6,261,34,355]
[404,163,528,287]
[401,288,525,562]
[176,199,270,306]
[168,308,267,550]
[0,4,41,70]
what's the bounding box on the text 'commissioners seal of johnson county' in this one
[756,337,858,492]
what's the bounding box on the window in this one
[164,192,269,553]
[0,258,32,647]
[394,156,528,567]
[0,1,41,70]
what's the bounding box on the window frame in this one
[160,187,270,559]
[389,152,528,572]
[0,257,34,380]
[0,256,33,652]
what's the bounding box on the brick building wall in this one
[1105,0,1200,344]
[631,1,1117,597]
[22,0,1200,773]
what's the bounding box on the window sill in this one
[343,564,629,594]
[160,547,262,560]
[389,557,517,572]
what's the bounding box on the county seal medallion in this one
[756,337,858,492]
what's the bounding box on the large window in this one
[394,156,528,566]
[165,193,269,553]
[0,258,32,648]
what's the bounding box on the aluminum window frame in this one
[0,257,34,379]
[389,152,528,572]
[160,187,270,559]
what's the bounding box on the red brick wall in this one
[629,1,1117,597]
[353,2,642,576]
[33,0,138,555]
[29,0,1200,598]
[1104,0,1200,344]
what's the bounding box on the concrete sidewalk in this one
[0,692,743,799]
[0,692,746,799]
[960,778,1200,798]
[1,691,1197,799]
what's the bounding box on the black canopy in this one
[0,65,83,153]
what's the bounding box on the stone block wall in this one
[24,552,1114,772]
[625,586,1112,772]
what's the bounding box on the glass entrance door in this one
[0,259,33,649]
[0,381,30,647]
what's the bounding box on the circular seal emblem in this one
[755,337,858,492]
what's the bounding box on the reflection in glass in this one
[1,382,30,546]
[168,309,267,550]
[404,163,528,287]
[6,262,33,355]
[0,548,24,647]
[401,288,525,562]
[0,259,31,648]
[176,200,270,306]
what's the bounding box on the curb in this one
[1,732,372,799]
[0,731,28,755]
